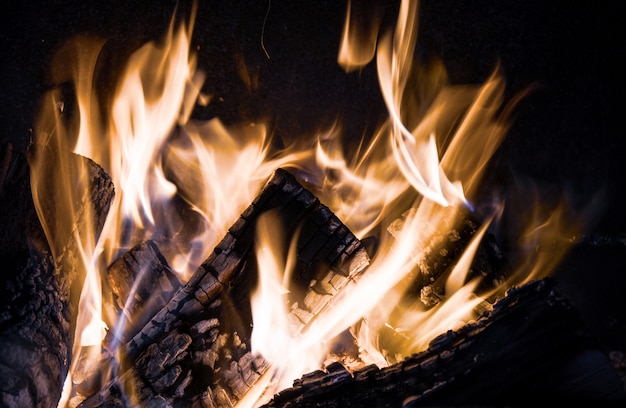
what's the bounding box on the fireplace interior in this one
[1,0,625,406]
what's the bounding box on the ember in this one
[1,1,625,407]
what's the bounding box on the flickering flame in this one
[378,0,466,208]
[338,0,382,72]
[28,0,585,407]
[249,211,323,393]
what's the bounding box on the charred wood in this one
[0,143,114,407]
[106,240,183,345]
[262,278,626,407]
[78,168,370,406]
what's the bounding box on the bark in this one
[0,143,115,407]
[262,278,626,407]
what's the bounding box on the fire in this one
[27,0,584,407]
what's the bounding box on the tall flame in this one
[28,0,585,406]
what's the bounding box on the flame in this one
[337,0,383,72]
[249,211,324,392]
[27,0,587,406]
[377,0,467,207]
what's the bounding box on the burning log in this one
[78,168,370,407]
[262,278,626,407]
[0,143,115,407]
[106,239,183,345]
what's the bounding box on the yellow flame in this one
[250,212,324,394]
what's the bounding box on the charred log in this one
[262,278,626,407]
[0,143,115,407]
[106,240,183,345]
[78,168,370,406]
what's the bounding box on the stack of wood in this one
[1,142,624,407]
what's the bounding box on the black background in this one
[1,0,625,353]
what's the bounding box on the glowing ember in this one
[27,0,584,406]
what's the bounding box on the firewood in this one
[78,244,183,400]
[78,168,370,406]
[0,143,115,407]
[261,278,626,407]
[105,239,182,344]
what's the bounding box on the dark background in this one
[1,0,624,352]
